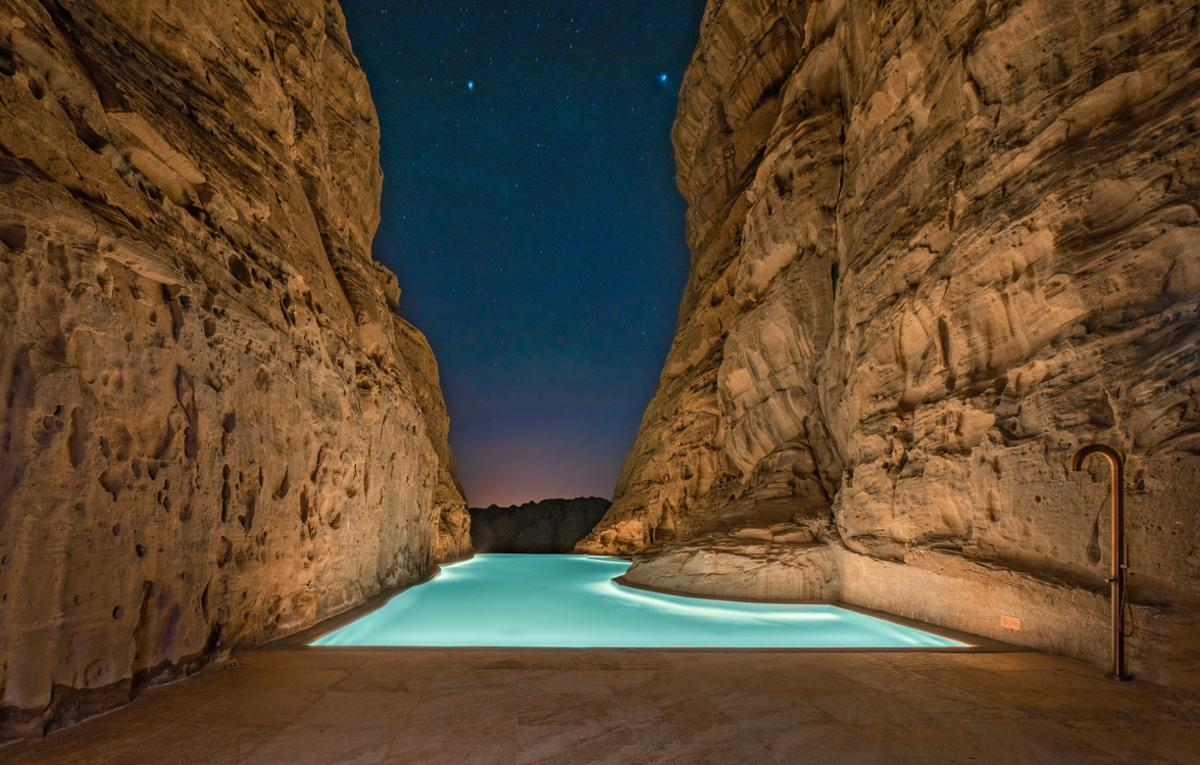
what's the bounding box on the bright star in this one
[658,73,668,83]
[467,80,475,92]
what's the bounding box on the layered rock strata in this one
[580,0,1200,685]
[0,0,466,738]
[470,497,611,554]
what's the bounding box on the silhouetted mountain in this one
[469,497,612,553]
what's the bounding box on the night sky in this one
[341,1,705,507]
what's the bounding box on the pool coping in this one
[609,575,1017,652]
[266,555,1020,654]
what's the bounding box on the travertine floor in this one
[3,649,1198,764]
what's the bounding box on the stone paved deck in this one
[3,648,1198,764]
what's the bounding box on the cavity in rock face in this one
[0,0,466,738]
[579,0,1200,686]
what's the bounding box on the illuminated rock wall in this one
[0,0,466,736]
[580,0,1200,685]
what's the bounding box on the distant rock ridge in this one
[470,497,611,554]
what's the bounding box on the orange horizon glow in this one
[453,436,620,509]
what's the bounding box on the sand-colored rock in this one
[620,536,838,602]
[394,320,472,563]
[581,0,1200,685]
[0,0,465,737]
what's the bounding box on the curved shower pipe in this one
[1069,443,1132,681]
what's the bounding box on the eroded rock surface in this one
[471,497,610,554]
[0,0,465,737]
[580,0,1200,684]
[394,321,471,564]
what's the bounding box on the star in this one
[338,0,700,507]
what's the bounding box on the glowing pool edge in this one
[287,554,999,651]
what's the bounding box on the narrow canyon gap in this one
[338,0,702,507]
[579,0,1200,686]
[0,0,467,736]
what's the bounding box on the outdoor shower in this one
[1070,443,1132,681]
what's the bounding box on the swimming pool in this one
[311,554,966,648]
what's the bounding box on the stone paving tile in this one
[115,722,282,765]
[747,722,1045,765]
[385,716,517,765]
[243,724,397,765]
[1111,721,1200,764]
[809,688,950,726]
[599,668,690,694]
[332,664,436,694]
[453,651,602,672]
[292,690,420,728]
[404,686,520,731]
[156,665,251,695]
[191,687,325,727]
[0,716,165,765]
[232,667,351,691]
[742,722,893,764]
[813,670,1029,723]
[521,669,619,695]
[516,721,643,765]
[88,685,209,730]
[631,721,776,765]
[590,652,672,670]
[981,720,1179,765]
[233,649,369,670]
[707,688,839,730]
[877,650,1096,674]
[513,692,625,728]
[609,689,732,731]
[911,666,1185,722]
[428,668,557,693]
[4,648,1200,764]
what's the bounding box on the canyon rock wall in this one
[393,320,471,563]
[0,0,466,738]
[471,497,611,554]
[580,0,1200,684]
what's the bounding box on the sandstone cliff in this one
[471,497,611,554]
[393,320,472,563]
[580,0,1200,685]
[0,0,466,737]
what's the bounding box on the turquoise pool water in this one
[311,554,965,648]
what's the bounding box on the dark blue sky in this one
[342,1,704,506]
